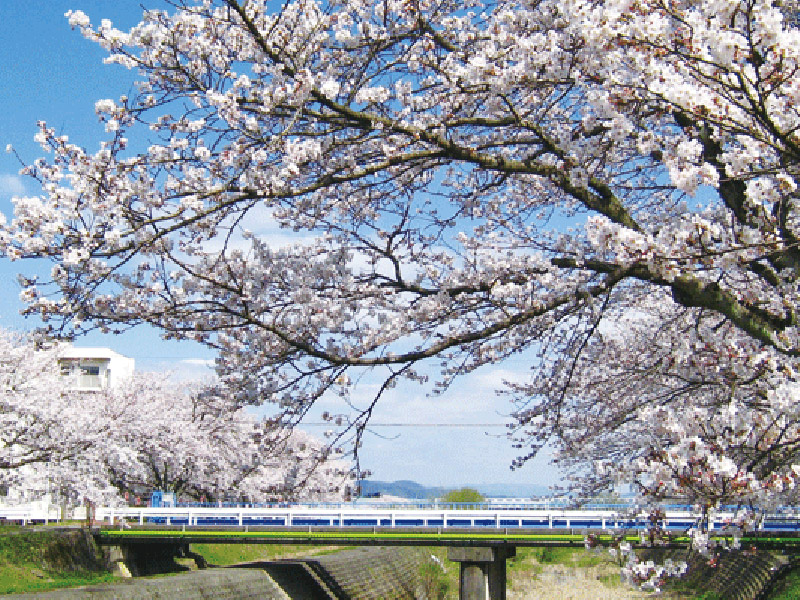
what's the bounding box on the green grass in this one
[596,573,627,589]
[764,566,800,600]
[102,525,800,551]
[0,569,118,595]
[0,529,114,594]
[506,546,629,596]
[525,546,606,567]
[418,560,452,600]
[100,528,626,545]
[421,547,459,600]
[508,547,545,580]
[96,528,800,599]
[190,542,341,566]
[0,528,347,594]
[192,542,459,599]
[680,593,724,600]
[410,546,620,599]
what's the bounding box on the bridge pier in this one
[106,542,192,577]
[448,546,516,600]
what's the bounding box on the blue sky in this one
[0,1,561,489]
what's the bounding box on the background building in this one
[58,347,135,391]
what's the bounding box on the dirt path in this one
[508,562,655,600]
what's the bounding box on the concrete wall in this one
[4,569,290,600]
[640,547,789,600]
[301,546,429,599]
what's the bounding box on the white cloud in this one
[179,358,215,367]
[202,202,322,256]
[165,358,217,382]
[0,174,27,197]
[304,369,513,427]
[133,357,217,383]
[467,367,526,393]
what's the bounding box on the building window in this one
[79,365,102,389]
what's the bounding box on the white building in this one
[58,347,135,391]
[0,347,136,517]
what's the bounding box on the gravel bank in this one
[508,562,653,600]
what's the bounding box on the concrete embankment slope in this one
[229,546,429,599]
[2,542,429,600]
[290,545,429,599]
[4,527,798,599]
[6,568,290,600]
[641,547,791,600]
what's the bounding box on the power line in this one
[38,417,511,427]
[301,423,509,428]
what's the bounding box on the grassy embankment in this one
[767,568,800,600]
[0,526,115,595]
[189,541,341,566]
[416,546,650,600]
[5,526,800,598]
[417,546,800,600]
[0,525,341,595]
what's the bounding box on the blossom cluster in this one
[0,0,798,542]
[0,329,348,503]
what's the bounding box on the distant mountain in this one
[357,480,555,499]
[472,483,555,498]
[357,480,444,499]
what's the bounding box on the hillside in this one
[357,480,552,499]
[2,528,800,598]
[0,527,114,594]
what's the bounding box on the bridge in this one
[91,502,800,600]
[94,500,800,531]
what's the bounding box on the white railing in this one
[0,505,60,525]
[95,505,748,531]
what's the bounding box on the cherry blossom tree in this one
[2,0,799,515]
[97,375,349,502]
[0,330,111,498]
[509,291,800,507]
[0,329,346,504]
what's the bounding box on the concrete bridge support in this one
[448,546,516,600]
[106,542,192,577]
